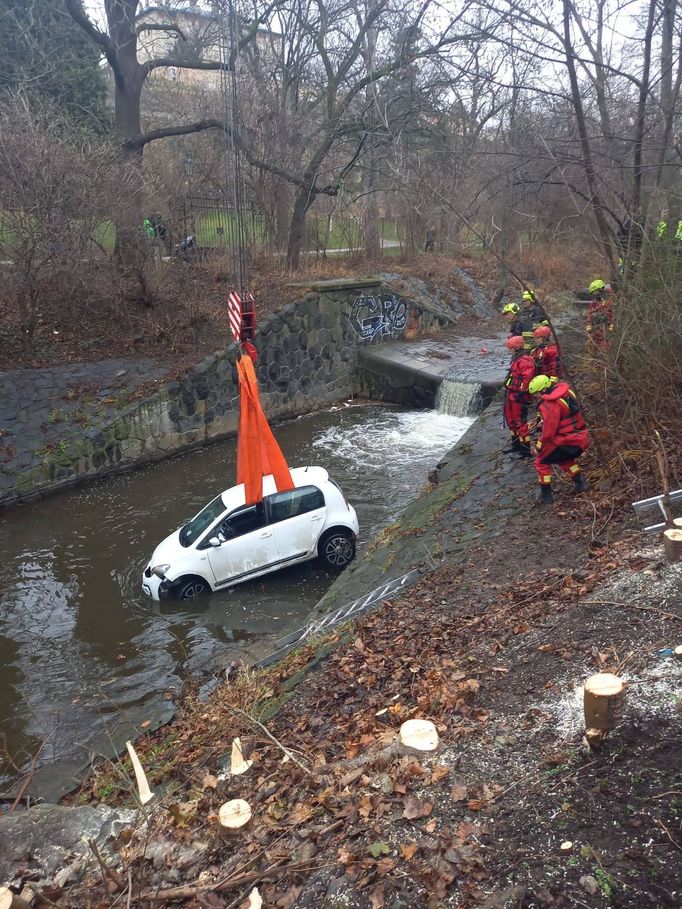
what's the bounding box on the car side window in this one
[267,486,325,524]
[222,503,266,538]
[199,503,266,548]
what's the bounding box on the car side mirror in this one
[208,536,222,547]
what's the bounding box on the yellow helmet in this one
[529,374,553,395]
[502,302,520,315]
[588,278,606,294]
[522,290,536,302]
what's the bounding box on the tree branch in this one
[126,118,224,147]
[144,57,226,74]
[136,22,187,39]
[64,0,123,84]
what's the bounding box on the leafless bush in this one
[607,250,682,458]
[0,94,128,354]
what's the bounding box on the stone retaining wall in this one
[5,277,462,506]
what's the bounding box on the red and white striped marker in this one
[228,289,243,342]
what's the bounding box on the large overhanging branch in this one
[125,119,343,197]
[144,57,227,75]
[64,0,123,85]
[144,0,282,74]
[136,22,187,39]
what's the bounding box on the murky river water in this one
[0,405,472,797]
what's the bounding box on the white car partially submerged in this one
[142,466,359,600]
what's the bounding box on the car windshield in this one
[179,494,226,547]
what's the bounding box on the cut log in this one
[584,673,626,732]
[230,737,253,775]
[0,887,31,909]
[398,719,439,752]
[663,528,682,562]
[218,799,252,830]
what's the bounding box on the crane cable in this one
[219,0,249,295]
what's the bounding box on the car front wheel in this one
[318,529,356,570]
[175,577,210,600]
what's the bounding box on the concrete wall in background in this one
[4,277,462,506]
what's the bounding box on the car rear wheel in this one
[318,529,356,570]
[175,577,210,600]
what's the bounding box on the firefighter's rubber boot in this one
[573,473,588,493]
[538,484,554,504]
[513,442,532,459]
[502,438,521,454]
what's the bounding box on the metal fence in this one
[168,194,266,253]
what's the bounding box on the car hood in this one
[149,528,183,568]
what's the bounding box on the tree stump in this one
[663,528,682,562]
[584,673,626,732]
[399,719,439,752]
[218,799,252,832]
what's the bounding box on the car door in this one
[203,503,279,587]
[265,486,326,564]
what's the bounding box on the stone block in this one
[193,375,210,400]
[122,438,144,459]
[180,391,196,416]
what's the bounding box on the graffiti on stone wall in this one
[349,293,408,341]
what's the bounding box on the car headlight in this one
[152,564,170,578]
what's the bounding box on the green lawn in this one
[1,209,399,257]
[310,216,398,251]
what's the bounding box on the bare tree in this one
[0,95,123,354]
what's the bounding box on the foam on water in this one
[313,409,472,473]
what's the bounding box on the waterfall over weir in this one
[435,378,482,416]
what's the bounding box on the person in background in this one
[532,326,562,377]
[502,302,531,338]
[520,289,549,350]
[586,279,613,347]
[503,335,536,458]
[528,374,590,504]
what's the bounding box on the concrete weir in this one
[357,335,508,414]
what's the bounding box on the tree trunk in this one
[562,0,616,278]
[112,68,151,292]
[631,0,656,223]
[286,186,314,269]
[274,180,290,252]
[364,161,381,259]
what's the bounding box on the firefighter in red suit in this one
[586,278,613,347]
[529,374,590,504]
[503,335,536,458]
[532,325,562,377]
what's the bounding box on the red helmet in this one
[533,326,552,339]
[505,335,524,350]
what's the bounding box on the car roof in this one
[220,466,330,512]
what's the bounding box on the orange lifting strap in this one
[236,354,294,505]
